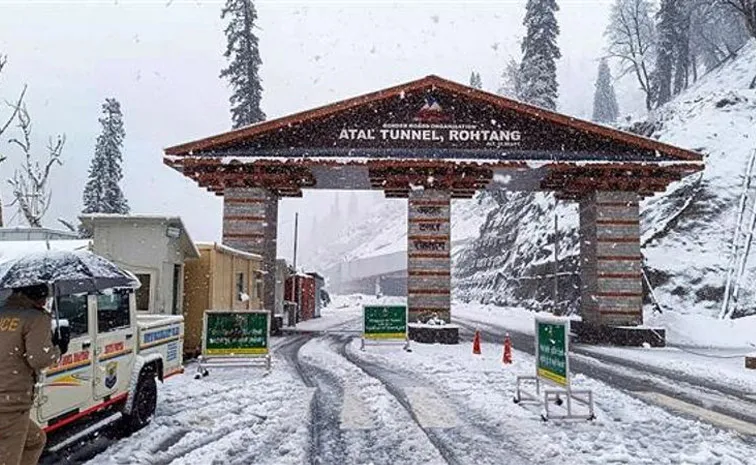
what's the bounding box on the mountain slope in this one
[640,40,756,317]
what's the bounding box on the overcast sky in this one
[0,0,639,260]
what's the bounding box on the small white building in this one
[80,215,200,315]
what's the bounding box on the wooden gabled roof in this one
[165,75,703,164]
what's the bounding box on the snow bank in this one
[645,309,756,349]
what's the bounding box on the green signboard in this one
[363,305,407,340]
[535,317,569,387]
[203,310,269,356]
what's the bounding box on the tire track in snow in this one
[277,334,346,465]
[336,336,531,465]
[295,334,450,465]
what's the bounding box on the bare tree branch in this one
[0,85,27,140]
[5,105,65,227]
[0,54,27,168]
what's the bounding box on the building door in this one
[172,264,181,315]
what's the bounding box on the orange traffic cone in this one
[503,333,512,364]
[473,329,482,355]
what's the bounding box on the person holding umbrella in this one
[0,283,69,465]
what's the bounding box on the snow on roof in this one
[0,240,92,262]
[80,213,186,222]
[195,241,263,261]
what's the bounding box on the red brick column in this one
[407,189,451,323]
[579,191,642,326]
[222,187,278,311]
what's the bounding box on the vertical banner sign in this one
[363,305,408,340]
[203,310,269,357]
[535,317,569,387]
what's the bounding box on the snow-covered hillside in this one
[640,39,756,318]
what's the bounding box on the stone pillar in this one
[579,191,642,326]
[407,189,451,323]
[222,187,278,312]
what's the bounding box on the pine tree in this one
[592,59,620,123]
[220,0,265,128]
[654,0,680,106]
[497,57,522,99]
[82,98,129,215]
[469,71,483,89]
[518,0,561,110]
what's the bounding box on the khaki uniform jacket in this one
[0,293,61,413]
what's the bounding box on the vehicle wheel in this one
[123,369,157,433]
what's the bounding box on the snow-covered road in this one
[44,295,756,465]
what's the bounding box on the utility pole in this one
[293,212,299,270]
[553,196,559,315]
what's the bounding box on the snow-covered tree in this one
[606,0,657,111]
[220,0,265,128]
[654,0,681,106]
[592,59,620,123]
[497,57,522,99]
[690,1,750,71]
[469,71,483,89]
[82,98,129,215]
[518,0,561,110]
[724,0,756,38]
[6,105,64,227]
[0,54,26,227]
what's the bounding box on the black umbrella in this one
[0,249,140,295]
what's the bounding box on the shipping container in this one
[285,273,317,323]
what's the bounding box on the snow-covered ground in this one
[85,355,313,465]
[577,345,755,395]
[78,295,756,465]
[351,341,755,465]
[453,300,756,398]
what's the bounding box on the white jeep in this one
[33,288,184,452]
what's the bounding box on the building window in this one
[56,293,89,339]
[236,272,246,301]
[134,274,151,311]
[97,290,131,333]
